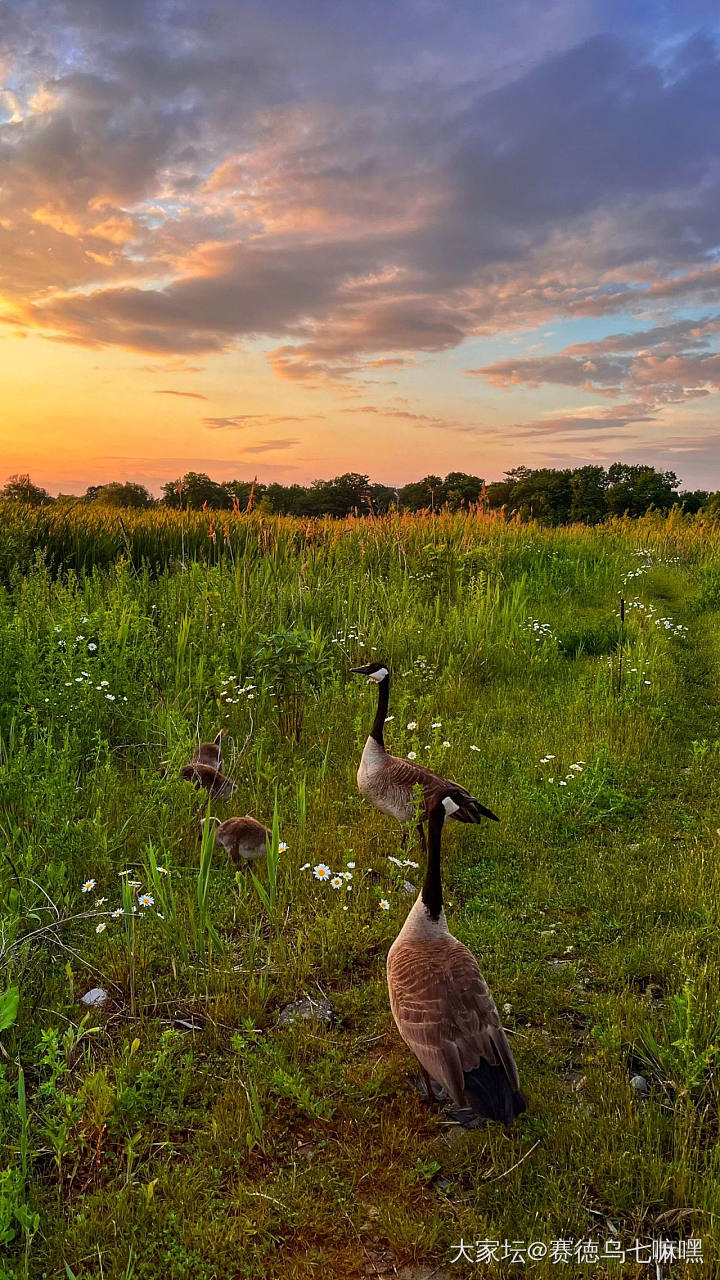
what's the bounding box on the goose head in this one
[351,661,390,683]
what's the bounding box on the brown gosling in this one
[190,729,228,770]
[202,815,270,866]
[351,661,498,850]
[387,795,526,1127]
[181,762,237,800]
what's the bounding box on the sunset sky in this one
[2,0,720,493]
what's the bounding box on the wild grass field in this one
[2,506,720,1280]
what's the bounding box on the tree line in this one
[3,465,719,524]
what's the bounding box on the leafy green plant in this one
[0,987,19,1033]
[635,981,720,1096]
[252,626,328,741]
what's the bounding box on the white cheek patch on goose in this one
[368,667,389,682]
[442,796,460,816]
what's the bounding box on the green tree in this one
[398,475,443,511]
[1,474,53,505]
[606,465,679,516]
[676,489,710,514]
[441,472,485,510]
[90,482,153,509]
[570,466,608,524]
[307,473,372,516]
[161,472,229,509]
[511,468,573,525]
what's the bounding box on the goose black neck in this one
[370,673,390,747]
[422,804,445,920]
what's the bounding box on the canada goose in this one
[181,762,237,800]
[202,815,270,866]
[190,730,227,770]
[387,795,526,1126]
[351,662,498,847]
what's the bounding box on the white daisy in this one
[407,721,417,730]
[95,922,106,934]
[81,879,96,893]
[330,876,343,889]
[407,751,417,760]
[278,842,288,852]
[138,893,154,907]
[313,864,331,881]
[379,899,390,911]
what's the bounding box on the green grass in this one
[1,506,720,1277]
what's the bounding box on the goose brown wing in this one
[387,937,521,1101]
[386,756,498,822]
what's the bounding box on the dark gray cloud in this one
[3,0,720,402]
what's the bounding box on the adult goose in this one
[202,815,270,866]
[351,661,498,847]
[190,730,227,770]
[387,795,526,1126]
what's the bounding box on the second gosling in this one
[203,815,270,866]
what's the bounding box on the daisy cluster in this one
[538,756,586,786]
[219,676,257,705]
[60,675,125,702]
[620,598,654,614]
[412,654,437,683]
[524,618,557,644]
[301,858,392,912]
[618,598,688,639]
[654,616,689,638]
[81,868,168,932]
[403,716,450,759]
[622,551,654,584]
[306,861,354,892]
[40,669,127,712]
[330,626,376,657]
[52,619,99,655]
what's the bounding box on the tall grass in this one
[1,508,719,1277]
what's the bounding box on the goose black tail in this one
[463,1063,527,1127]
[454,794,500,824]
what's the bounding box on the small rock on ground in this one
[277,995,335,1027]
[630,1073,649,1094]
[80,987,108,1007]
